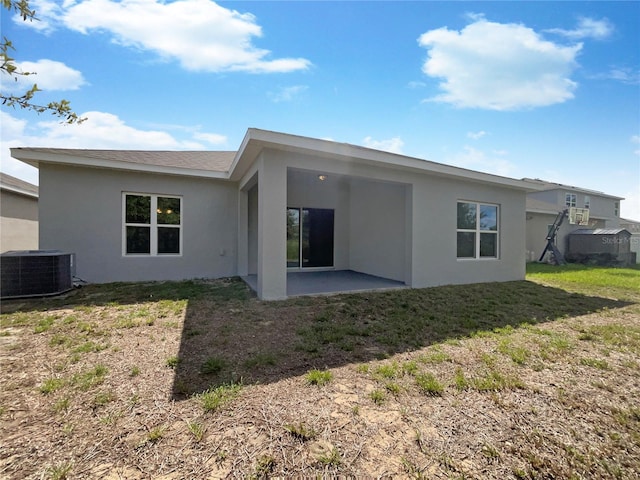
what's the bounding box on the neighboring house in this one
[619,218,640,264]
[12,129,537,300]
[523,178,623,262]
[0,173,38,252]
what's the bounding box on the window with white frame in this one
[584,195,590,209]
[123,193,182,255]
[614,201,619,217]
[457,201,499,259]
[565,193,577,208]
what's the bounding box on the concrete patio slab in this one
[242,270,406,297]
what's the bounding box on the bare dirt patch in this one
[1,276,639,478]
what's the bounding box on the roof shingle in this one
[0,172,38,196]
[11,148,236,173]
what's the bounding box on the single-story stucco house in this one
[11,129,538,300]
[0,173,39,252]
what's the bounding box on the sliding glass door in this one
[286,208,301,267]
[287,207,334,268]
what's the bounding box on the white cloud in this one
[407,81,426,89]
[4,60,87,93]
[600,68,640,85]
[467,130,487,140]
[12,0,63,34]
[418,17,580,110]
[546,17,613,40]
[0,113,38,184]
[362,136,404,154]
[192,132,227,145]
[268,85,308,103]
[445,145,516,177]
[621,185,640,221]
[0,110,229,183]
[59,0,311,73]
[34,111,198,148]
[632,135,640,156]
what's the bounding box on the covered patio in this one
[242,270,406,297]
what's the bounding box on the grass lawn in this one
[1,265,638,478]
[526,262,640,302]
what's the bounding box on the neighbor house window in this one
[457,201,499,259]
[123,193,182,255]
[565,193,577,208]
[583,195,590,209]
[614,201,619,217]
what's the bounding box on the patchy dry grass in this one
[1,268,639,478]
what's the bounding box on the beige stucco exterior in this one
[1,182,39,252]
[13,129,535,300]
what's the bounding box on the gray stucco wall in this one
[38,146,528,294]
[349,179,407,282]
[409,176,526,287]
[525,212,557,261]
[247,185,258,275]
[39,164,238,283]
[287,168,351,271]
[1,190,38,252]
[528,189,620,227]
[268,149,527,290]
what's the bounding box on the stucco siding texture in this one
[1,190,39,252]
[287,168,351,271]
[349,179,407,282]
[525,213,554,262]
[410,177,525,288]
[39,164,237,283]
[277,150,526,289]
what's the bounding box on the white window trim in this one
[565,192,577,208]
[122,192,183,257]
[583,195,590,209]
[457,201,500,260]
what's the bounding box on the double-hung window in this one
[457,201,499,259]
[565,193,577,208]
[123,193,182,255]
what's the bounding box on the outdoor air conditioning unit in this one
[0,250,75,299]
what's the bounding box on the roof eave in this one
[10,148,229,180]
[522,179,624,200]
[526,208,558,215]
[0,184,39,198]
[230,128,537,191]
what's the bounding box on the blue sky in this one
[2,0,639,219]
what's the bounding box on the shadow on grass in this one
[171,279,632,398]
[0,278,251,314]
[1,276,632,399]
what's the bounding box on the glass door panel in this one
[286,208,300,267]
[287,207,334,268]
[302,208,334,267]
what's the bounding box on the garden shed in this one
[567,228,635,266]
